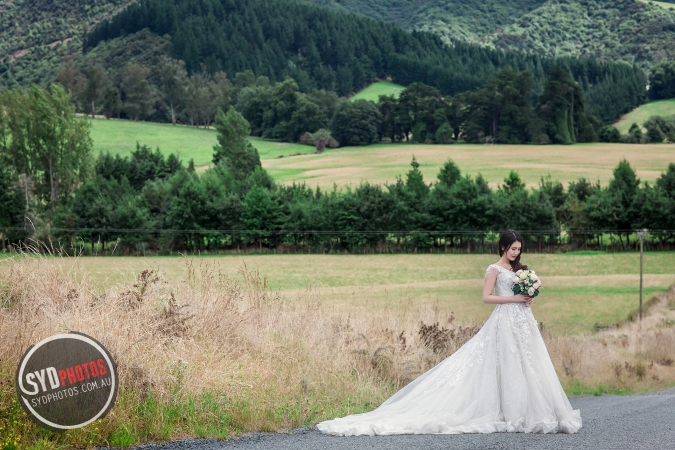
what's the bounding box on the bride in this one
[317,229,582,436]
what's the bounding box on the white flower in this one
[516,270,523,276]
[519,273,527,280]
[528,287,535,296]
[531,274,539,281]
[512,275,520,282]
[534,281,542,289]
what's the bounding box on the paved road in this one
[134,390,675,450]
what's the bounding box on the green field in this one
[90,118,675,189]
[49,252,675,330]
[262,142,675,189]
[614,99,675,133]
[88,118,312,166]
[349,80,405,102]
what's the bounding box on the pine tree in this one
[212,107,261,179]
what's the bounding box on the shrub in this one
[599,125,621,143]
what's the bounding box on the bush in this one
[435,122,454,144]
[643,115,675,144]
[599,125,621,143]
[628,122,642,142]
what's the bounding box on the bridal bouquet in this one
[512,270,542,298]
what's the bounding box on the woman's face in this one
[503,241,522,261]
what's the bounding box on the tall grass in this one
[1,252,674,448]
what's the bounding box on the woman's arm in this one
[482,267,531,305]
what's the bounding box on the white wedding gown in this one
[317,264,582,436]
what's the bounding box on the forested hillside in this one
[307,0,548,43]
[0,0,138,86]
[3,0,675,91]
[81,0,646,123]
[83,0,557,97]
[305,0,675,71]
[0,0,135,59]
[488,0,675,71]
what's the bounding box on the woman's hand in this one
[514,294,533,305]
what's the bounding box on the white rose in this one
[512,276,520,283]
[516,270,523,276]
[519,273,527,280]
[531,274,539,281]
[534,281,541,289]
[528,287,535,296]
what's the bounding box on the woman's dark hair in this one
[498,229,528,272]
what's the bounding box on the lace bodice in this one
[485,264,516,297]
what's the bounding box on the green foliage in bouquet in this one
[512,270,542,298]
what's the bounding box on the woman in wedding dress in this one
[317,230,582,436]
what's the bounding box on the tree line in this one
[2,85,674,253]
[82,0,647,124]
[60,57,666,147]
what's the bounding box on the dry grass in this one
[547,286,675,395]
[1,252,674,448]
[52,252,675,328]
[261,142,675,189]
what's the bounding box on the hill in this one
[305,0,675,72]
[3,0,675,91]
[0,0,655,128]
[613,99,675,133]
[0,0,137,85]
[79,0,646,123]
[307,0,548,44]
[486,0,675,72]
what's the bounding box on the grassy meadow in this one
[613,98,675,133]
[88,116,675,189]
[349,80,405,102]
[262,142,675,189]
[49,252,675,329]
[88,118,312,167]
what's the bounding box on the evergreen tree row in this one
[53,149,675,253]
[83,0,647,123]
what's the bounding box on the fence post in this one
[639,230,644,322]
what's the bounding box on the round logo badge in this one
[15,332,118,432]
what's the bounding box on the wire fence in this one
[2,227,675,255]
